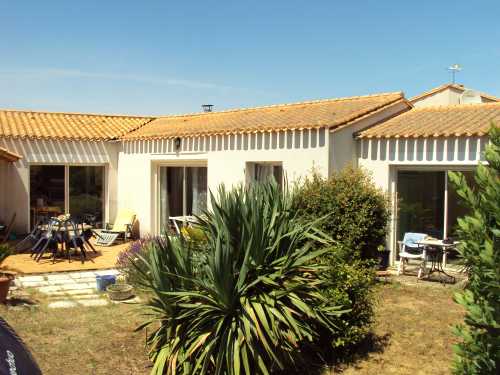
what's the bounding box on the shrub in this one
[292,166,390,260]
[322,248,376,349]
[132,182,347,374]
[0,244,12,263]
[291,167,387,350]
[448,125,500,375]
[116,237,155,286]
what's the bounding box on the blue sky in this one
[1,0,499,115]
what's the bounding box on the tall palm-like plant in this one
[133,182,346,375]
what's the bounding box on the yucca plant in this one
[132,181,347,374]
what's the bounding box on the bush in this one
[292,166,390,260]
[448,125,500,375]
[322,249,376,349]
[132,182,347,374]
[291,167,388,350]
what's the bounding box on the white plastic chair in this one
[397,232,427,278]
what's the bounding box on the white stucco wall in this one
[118,129,330,235]
[412,87,495,108]
[0,137,119,233]
[329,101,410,172]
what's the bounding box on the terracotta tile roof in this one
[357,102,500,139]
[0,109,154,141]
[0,146,22,162]
[410,84,499,103]
[123,92,405,140]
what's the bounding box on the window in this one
[30,165,105,227]
[247,162,283,188]
[159,166,208,229]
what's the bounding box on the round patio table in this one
[36,222,97,262]
[417,239,457,284]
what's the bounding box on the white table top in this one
[417,239,459,247]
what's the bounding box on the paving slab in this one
[48,300,78,309]
[70,271,99,278]
[18,275,45,282]
[20,281,50,288]
[94,269,119,276]
[38,286,63,294]
[78,299,109,307]
[46,274,73,281]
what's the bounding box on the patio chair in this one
[93,209,136,246]
[397,232,427,278]
[32,217,62,263]
[14,218,47,252]
[0,213,16,244]
[63,220,92,264]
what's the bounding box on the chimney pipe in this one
[202,104,214,113]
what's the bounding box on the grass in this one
[0,282,464,375]
[329,281,464,375]
[0,294,150,375]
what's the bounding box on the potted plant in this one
[377,245,391,270]
[0,272,15,304]
[0,244,14,304]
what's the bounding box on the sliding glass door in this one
[396,169,476,265]
[30,165,105,227]
[159,166,208,230]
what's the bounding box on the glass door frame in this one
[153,160,208,235]
[28,163,107,228]
[391,165,476,267]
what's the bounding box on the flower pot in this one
[0,274,14,304]
[106,283,133,301]
[377,250,391,270]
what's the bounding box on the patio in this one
[0,241,129,274]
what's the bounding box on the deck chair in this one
[93,209,136,246]
[0,213,16,244]
[168,216,198,235]
[397,232,427,278]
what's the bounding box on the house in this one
[0,84,498,265]
[357,86,499,265]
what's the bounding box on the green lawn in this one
[0,282,463,375]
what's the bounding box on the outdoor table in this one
[36,222,97,260]
[416,239,458,283]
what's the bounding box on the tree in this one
[448,125,500,375]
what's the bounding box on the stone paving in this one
[11,269,136,309]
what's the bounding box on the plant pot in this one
[0,273,14,304]
[377,250,391,270]
[106,283,133,301]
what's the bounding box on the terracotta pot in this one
[0,274,13,304]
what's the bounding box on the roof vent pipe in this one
[202,104,214,112]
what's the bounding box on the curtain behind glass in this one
[69,166,104,226]
[186,167,208,215]
[397,171,445,240]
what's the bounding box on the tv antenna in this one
[448,64,462,84]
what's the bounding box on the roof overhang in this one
[0,146,22,162]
